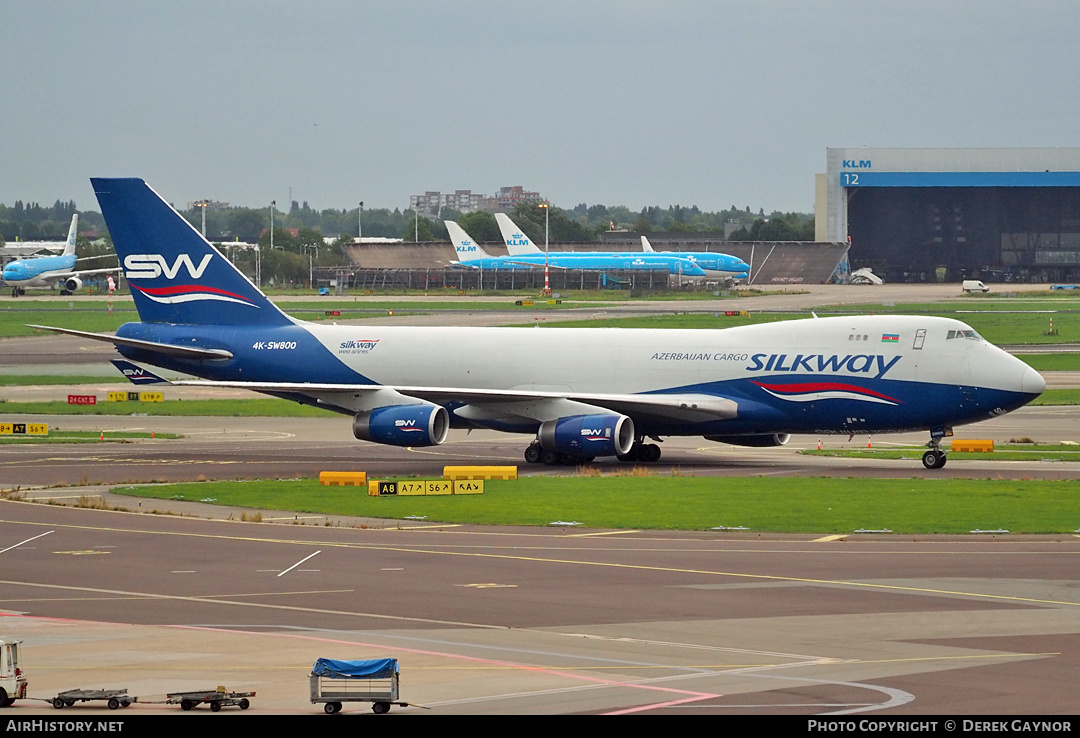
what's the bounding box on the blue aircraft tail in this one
[92,178,291,326]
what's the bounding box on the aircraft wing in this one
[27,325,233,360]
[172,379,738,423]
[45,266,122,279]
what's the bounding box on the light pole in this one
[539,200,550,295]
[414,208,419,243]
[195,199,208,238]
[270,200,276,250]
[358,201,363,242]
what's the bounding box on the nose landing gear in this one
[922,429,951,469]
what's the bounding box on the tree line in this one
[0,195,813,247]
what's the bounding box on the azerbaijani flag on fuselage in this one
[882,333,900,343]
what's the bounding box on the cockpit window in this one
[947,329,982,340]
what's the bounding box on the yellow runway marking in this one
[813,535,848,542]
[4,517,1080,610]
[567,530,643,538]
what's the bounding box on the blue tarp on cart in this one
[312,658,398,679]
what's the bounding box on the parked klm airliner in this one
[446,220,708,277]
[2,214,120,297]
[495,213,750,280]
[35,179,1044,470]
[640,235,751,280]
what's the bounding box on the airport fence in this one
[321,268,683,293]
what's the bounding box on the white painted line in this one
[568,530,642,538]
[278,550,321,577]
[0,530,53,555]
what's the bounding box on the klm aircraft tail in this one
[640,235,654,253]
[62,213,79,256]
[445,220,492,260]
[494,213,542,256]
[92,178,290,326]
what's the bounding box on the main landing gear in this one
[522,438,663,465]
[617,440,662,463]
[523,441,594,466]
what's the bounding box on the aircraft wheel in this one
[922,450,946,469]
[641,444,662,463]
[617,446,640,463]
[541,449,559,465]
[524,445,542,464]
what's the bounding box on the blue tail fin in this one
[92,178,291,326]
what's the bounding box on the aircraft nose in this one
[1022,363,1046,395]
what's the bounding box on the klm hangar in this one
[816,148,1080,283]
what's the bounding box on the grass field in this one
[106,475,1080,534]
[0,398,337,417]
[802,443,1080,462]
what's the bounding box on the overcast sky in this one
[4,1,1078,215]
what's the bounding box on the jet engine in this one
[538,413,634,457]
[705,433,791,447]
[352,404,449,447]
[63,276,83,293]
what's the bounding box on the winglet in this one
[110,360,170,384]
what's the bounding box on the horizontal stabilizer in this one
[28,325,233,360]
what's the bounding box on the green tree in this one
[228,209,267,242]
[402,213,437,242]
[258,225,300,252]
[456,211,500,242]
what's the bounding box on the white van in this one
[962,280,990,293]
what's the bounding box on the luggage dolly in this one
[166,686,254,712]
[310,658,422,714]
[51,688,135,710]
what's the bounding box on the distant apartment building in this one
[410,186,542,215]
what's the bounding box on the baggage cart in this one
[51,688,134,710]
[166,686,254,712]
[310,658,403,714]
